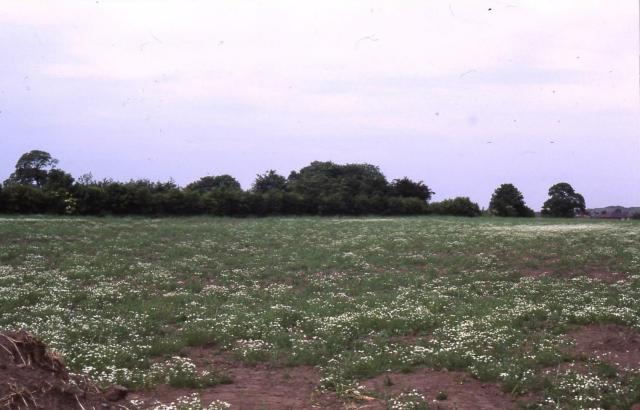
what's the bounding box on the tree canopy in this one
[391,177,434,202]
[286,161,392,214]
[2,149,584,219]
[489,183,534,217]
[287,161,389,197]
[430,197,481,217]
[5,150,59,187]
[252,170,287,193]
[541,182,586,217]
[186,175,242,193]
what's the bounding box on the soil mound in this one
[0,330,126,409]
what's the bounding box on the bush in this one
[387,197,429,215]
[0,185,50,214]
[156,190,205,215]
[203,191,248,216]
[280,192,305,215]
[429,197,481,217]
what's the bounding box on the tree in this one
[252,170,287,193]
[541,182,585,218]
[77,173,95,186]
[186,175,242,194]
[6,150,59,187]
[391,177,434,202]
[44,169,75,192]
[288,162,389,197]
[287,161,390,214]
[489,183,534,217]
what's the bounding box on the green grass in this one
[0,216,639,408]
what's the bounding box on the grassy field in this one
[1,216,639,409]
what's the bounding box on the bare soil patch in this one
[132,347,345,409]
[580,271,629,283]
[0,330,126,409]
[520,269,551,279]
[360,369,522,410]
[566,324,640,370]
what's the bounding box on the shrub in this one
[429,197,481,217]
[0,184,49,213]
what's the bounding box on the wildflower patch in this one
[0,216,639,408]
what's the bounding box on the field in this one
[1,216,640,409]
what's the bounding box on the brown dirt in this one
[566,324,640,370]
[0,330,126,409]
[387,335,431,346]
[131,347,347,409]
[135,347,537,409]
[360,369,524,410]
[520,269,551,279]
[581,271,629,283]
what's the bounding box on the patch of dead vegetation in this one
[360,369,525,410]
[565,324,640,370]
[0,330,126,410]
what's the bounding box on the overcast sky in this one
[1,1,638,209]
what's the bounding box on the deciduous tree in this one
[252,170,287,193]
[186,175,242,193]
[541,182,585,217]
[489,183,534,217]
[6,150,58,187]
[391,177,434,202]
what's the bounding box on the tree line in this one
[0,150,586,218]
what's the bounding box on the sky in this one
[0,1,638,209]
